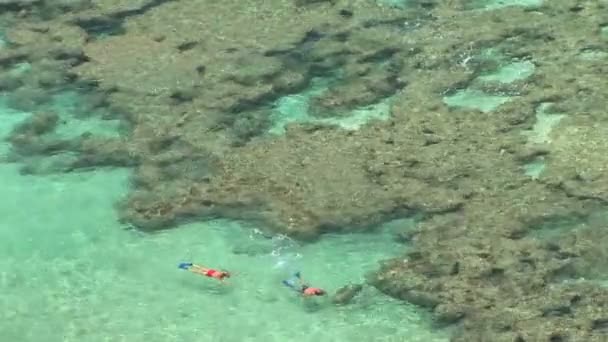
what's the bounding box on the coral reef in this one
[2,0,608,339]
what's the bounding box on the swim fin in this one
[283,279,299,291]
[178,262,193,270]
[283,271,303,291]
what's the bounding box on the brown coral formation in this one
[2,0,608,340]
[541,115,608,202]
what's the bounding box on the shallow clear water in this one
[443,50,535,113]
[0,21,534,342]
[269,77,392,134]
[0,98,447,341]
[4,0,601,340]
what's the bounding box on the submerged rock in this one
[331,283,363,305]
[11,111,59,136]
[231,242,274,257]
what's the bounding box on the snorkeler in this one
[178,262,231,283]
[282,272,326,297]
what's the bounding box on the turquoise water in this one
[269,77,392,135]
[521,103,565,179]
[3,0,605,340]
[0,22,527,342]
[443,50,535,113]
[0,99,447,341]
[468,0,543,9]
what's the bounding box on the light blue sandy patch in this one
[269,77,393,134]
[269,77,329,135]
[521,103,565,179]
[444,50,534,112]
[443,88,511,113]
[378,0,408,8]
[7,62,31,77]
[578,49,608,60]
[477,60,535,83]
[0,95,448,341]
[471,48,535,84]
[523,157,545,179]
[316,99,392,130]
[526,216,586,241]
[523,102,565,144]
[469,0,543,10]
